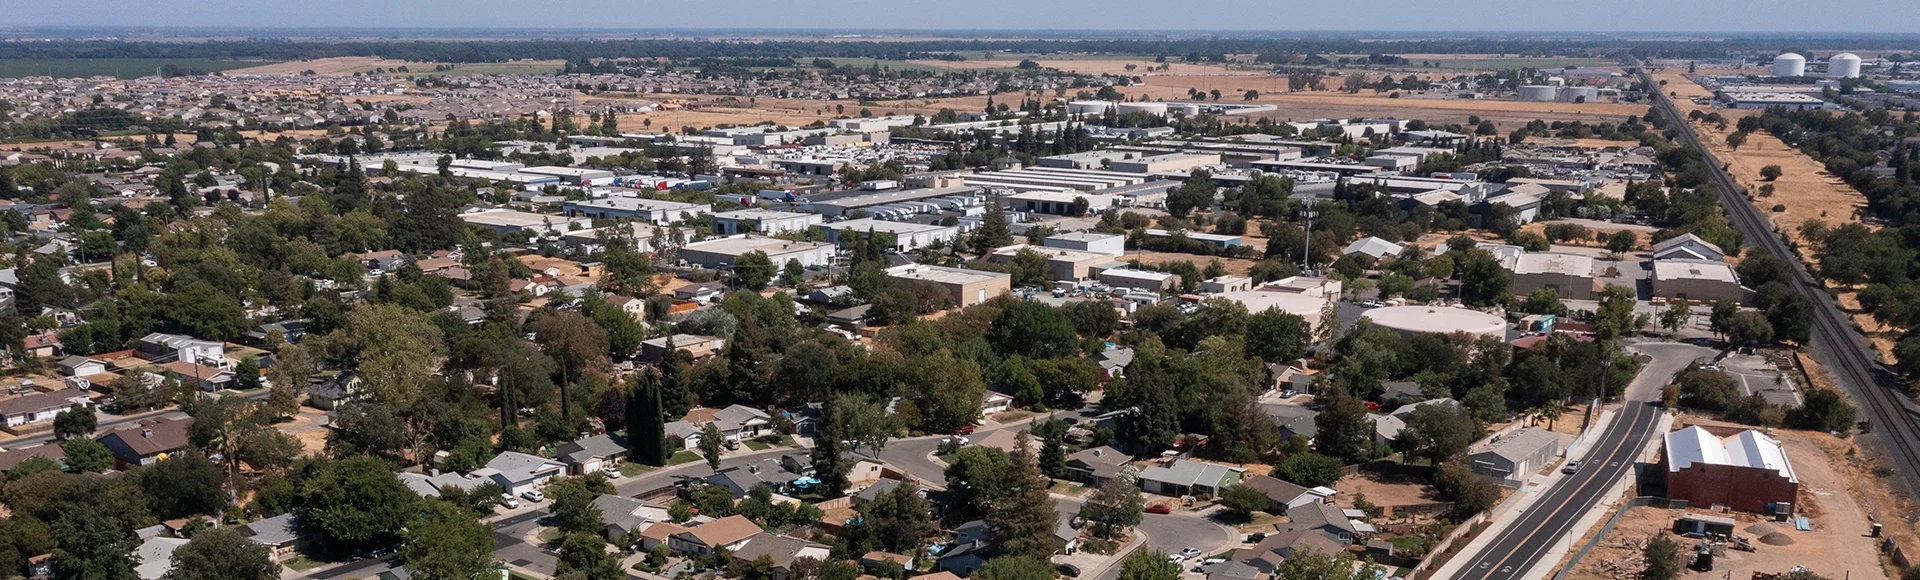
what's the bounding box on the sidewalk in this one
[1521,410,1674,580]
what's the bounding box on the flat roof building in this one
[989,245,1116,282]
[710,209,823,236]
[1044,232,1127,256]
[1363,306,1506,339]
[1510,252,1597,300]
[887,264,1012,307]
[804,187,977,218]
[1214,290,1330,334]
[1145,228,1241,248]
[1095,267,1179,293]
[1006,191,1118,216]
[821,218,961,252]
[459,209,592,237]
[1108,153,1222,174]
[560,223,662,253]
[1652,259,1751,305]
[564,198,711,224]
[519,166,617,185]
[679,236,834,271]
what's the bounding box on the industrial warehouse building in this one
[886,264,1011,307]
[1510,253,1597,300]
[1213,290,1331,335]
[989,245,1115,282]
[1005,191,1118,215]
[1095,267,1179,293]
[709,209,822,236]
[1468,427,1567,483]
[564,198,711,224]
[821,219,961,252]
[678,236,834,271]
[1107,152,1222,174]
[459,209,592,237]
[1664,426,1798,515]
[1044,232,1126,256]
[802,187,978,218]
[1652,259,1752,305]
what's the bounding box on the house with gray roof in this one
[712,404,773,440]
[556,433,629,475]
[1138,459,1244,498]
[474,451,565,495]
[593,494,670,542]
[240,513,308,559]
[1265,404,1320,442]
[1064,446,1132,487]
[1277,500,1362,543]
[728,533,832,580]
[1237,474,1324,514]
[398,470,494,498]
[707,458,802,498]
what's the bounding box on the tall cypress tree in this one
[627,369,667,466]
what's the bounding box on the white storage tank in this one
[1557,86,1599,103]
[1363,306,1508,339]
[1773,53,1807,77]
[1518,85,1560,102]
[1068,101,1116,115]
[1115,102,1169,116]
[1829,53,1862,78]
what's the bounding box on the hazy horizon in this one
[5,0,1919,35]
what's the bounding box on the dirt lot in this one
[1556,420,1891,580]
[1334,465,1440,510]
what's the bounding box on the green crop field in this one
[0,58,274,79]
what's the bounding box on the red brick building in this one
[1662,425,1798,515]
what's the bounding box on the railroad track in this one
[1639,66,1920,503]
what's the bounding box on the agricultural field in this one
[0,58,272,79]
[226,56,563,77]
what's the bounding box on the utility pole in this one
[1299,198,1319,275]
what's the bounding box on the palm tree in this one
[1539,399,1568,431]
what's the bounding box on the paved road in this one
[1,389,273,450]
[1444,342,1713,580]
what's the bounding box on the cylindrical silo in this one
[1829,53,1862,78]
[1115,102,1168,116]
[1773,53,1807,77]
[1518,85,1559,102]
[1067,101,1115,115]
[1558,86,1599,103]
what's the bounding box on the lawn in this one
[619,462,655,476]
[744,434,795,451]
[281,555,327,572]
[1047,480,1088,496]
[667,451,700,466]
[0,58,271,79]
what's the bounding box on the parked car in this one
[1055,564,1081,577]
[955,425,976,435]
[601,466,623,478]
[499,494,521,509]
[1176,548,1203,561]
[521,490,545,502]
[1145,504,1173,515]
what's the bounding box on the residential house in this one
[1094,347,1135,380]
[593,494,671,542]
[852,478,918,506]
[1237,475,1326,514]
[21,333,60,359]
[1275,500,1361,544]
[674,281,727,303]
[240,513,308,559]
[981,391,1013,416]
[1064,446,1132,487]
[934,540,990,577]
[1342,236,1405,260]
[57,356,108,378]
[134,537,190,580]
[638,522,689,553]
[398,470,494,498]
[1265,405,1319,442]
[640,334,726,363]
[556,433,630,475]
[1376,381,1424,403]
[1233,528,1348,574]
[604,295,647,320]
[708,458,803,498]
[97,417,194,468]
[686,404,772,441]
[1138,459,1244,497]
[136,333,225,367]
[728,533,833,580]
[0,388,92,428]
[669,514,762,556]
[475,451,566,495]
[0,444,65,472]
[160,361,234,392]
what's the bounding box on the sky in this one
[4,0,1919,34]
[3,0,1920,34]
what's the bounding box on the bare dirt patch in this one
[1335,465,1438,509]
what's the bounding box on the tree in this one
[1118,550,1181,580]
[404,497,496,580]
[137,452,228,519]
[320,303,444,405]
[1272,547,1380,580]
[973,556,1055,580]
[556,532,620,580]
[1434,459,1498,520]
[234,356,262,391]
[1787,388,1857,433]
[943,446,1012,517]
[1659,300,1691,332]
[1726,131,1748,150]
[1594,285,1639,342]
[52,404,95,440]
[1246,309,1310,364]
[1642,534,1680,580]
[300,456,417,547]
[532,310,608,422]
[1724,310,1776,346]
[852,484,938,554]
[627,369,668,466]
[1605,230,1637,253]
[987,301,1078,359]
[698,423,725,470]
[550,474,615,534]
[58,438,113,473]
[973,196,1014,250]
[49,481,140,580]
[1081,468,1144,538]
[734,250,776,290]
[1220,484,1270,519]
[1457,249,1510,307]
[1761,165,1784,181]
[988,436,1058,558]
[1392,404,1481,465]
[1272,453,1344,487]
[1312,392,1374,463]
[169,527,276,580]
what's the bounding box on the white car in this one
[499,494,521,509]
[601,466,623,478]
[520,490,545,502]
[1175,548,1202,561]
[1561,460,1581,474]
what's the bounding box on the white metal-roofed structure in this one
[1362,306,1506,339]
[822,219,961,252]
[1214,291,1330,335]
[564,198,711,224]
[1342,236,1405,260]
[679,236,835,271]
[459,209,592,236]
[1652,259,1751,304]
[710,209,823,236]
[1666,426,1796,482]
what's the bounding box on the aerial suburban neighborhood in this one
[0,8,1918,580]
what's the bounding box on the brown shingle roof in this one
[684,514,762,548]
[98,417,194,457]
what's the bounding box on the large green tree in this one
[299,456,417,547]
[168,527,277,580]
[986,436,1059,559]
[403,502,497,580]
[627,369,667,466]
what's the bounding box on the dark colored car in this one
[1145,504,1173,514]
[955,425,976,435]
[1055,564,1081,577]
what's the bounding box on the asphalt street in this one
[1444,342,1714,580]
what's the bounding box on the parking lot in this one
[1714,351,1803,407]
